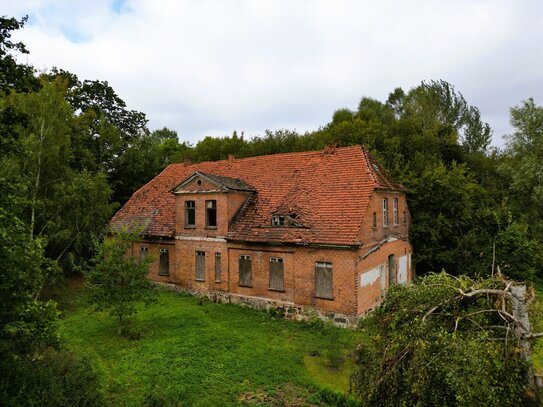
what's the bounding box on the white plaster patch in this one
[361,267,380,287]
[398,255,408,284]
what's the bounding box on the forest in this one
[1,15,543,406]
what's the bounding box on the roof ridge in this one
[168,145,363,168]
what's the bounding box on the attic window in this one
[271,216,285,226]
[372,163,380,172]
[271,214,299,227]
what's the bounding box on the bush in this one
[0,348,104,406]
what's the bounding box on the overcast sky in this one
[3,0,543,147]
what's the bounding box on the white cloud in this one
[4,0,543,145]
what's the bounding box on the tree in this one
[0,178,58,360]
[85,229,157,335]
[500,98,543,240]
[0,15,39,94]
[1,78,115,272]
[352,272,541,406]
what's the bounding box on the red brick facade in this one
[115,146,413,317]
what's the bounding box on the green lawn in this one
[59,288,364,406]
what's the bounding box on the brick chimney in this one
[323,143,338,155]
[228,154,235,161]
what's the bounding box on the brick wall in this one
[359,191,410,244]
[356,238,413,314]
[135,236,411,316]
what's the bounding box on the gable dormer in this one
[172,172,255,237]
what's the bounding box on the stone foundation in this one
[155,282,360,328]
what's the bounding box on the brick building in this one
[111,145,413,322]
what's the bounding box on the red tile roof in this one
[111,145,405,246]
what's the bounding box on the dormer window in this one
[206,200,217,228]
[271,216,285,226]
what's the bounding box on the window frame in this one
[393,198,399,225]
[268,257,284,292]
[214,252,222,282]
[238,254,252,287]
[185,200,196,228]
[315,261,333,300]
[382,198,389,227]
[205,200,217,229]
[195,251,205,281]
[159,248,169,276]
[271,216,286,227]
[140,246,148,260]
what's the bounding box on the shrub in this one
[0,348,104,406]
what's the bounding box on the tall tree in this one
[0,15,39,94]
[500,98,543,239]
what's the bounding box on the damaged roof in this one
[110,145,405,246]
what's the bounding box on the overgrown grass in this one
[530,282,543,376]
[59,288,364,405]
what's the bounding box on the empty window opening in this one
[271,216,285,226]
[393,198,399,225]
[185,200,195,227]
[195,251,205,281]
[140,246,148,260]
[214,252,221,282]
[239,255,252,287]
[269,257,284,291]
[206,200,217,228]
[372,212,377,228]
[159,248,169,276]
[403,210,407,224]
[382,198,389,227]
[315,261,333,299]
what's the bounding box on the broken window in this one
[315,261,333,299]
[140,246,148,260]
[271,216,285,226]
[214,252,221,282]
[269,257,284,291]
[382,198,389,227]
[388,254,396,286]
[206,200,217,228]
[393,198,399,225]
[239,255,252,287]
[195,251,205,281]
[159,248,169,276]
[185,200,195,227]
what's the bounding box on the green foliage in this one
[84,229,157,335]
[494,220,542,281]
[352,273,532,406]
[0,178,58,359]
[0,348,104,407]
[0,15,39,93]
[500,98,543,240]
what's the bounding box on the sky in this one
[3,0,543,147]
